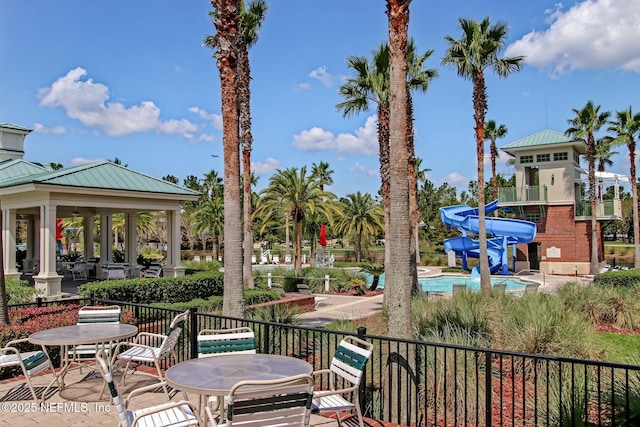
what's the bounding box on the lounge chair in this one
[270,283,285,296]
[297,284,330,309]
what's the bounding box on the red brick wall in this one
[519,205,603,263]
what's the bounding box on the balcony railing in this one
[575,200,620,219]
[12,297,640,427]
[498,186,547,203]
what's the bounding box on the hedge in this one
[150,287,281,314]
[77,271,224,304]
[593,269,640,287]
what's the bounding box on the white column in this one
[126,213,137,266]
[34,203,62,296]
[163,209,185,277]
[2,208,19,278]
[100,214,113,264]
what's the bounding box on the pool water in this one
[366,273,529,293]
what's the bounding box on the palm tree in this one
[208,0,244,318]
[337,44,391,269]
[442,16,524,293]
[255,167,339,274]
[311,161,334,191]
[193,198,224,261]
[608,107,640,268]
[361,262,385,292]
[484,119,508,207]
[334,192,384,262]
[406,43,437,269]
[566,101,611,275]
[386,0,413,342]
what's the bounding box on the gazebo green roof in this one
[501,130,586,155]
[0,160,200,197]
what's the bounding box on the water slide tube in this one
[440,201,536,277]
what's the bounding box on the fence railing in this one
[10,296,640,426]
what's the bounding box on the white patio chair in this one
[297,283,330,309]
[211,374,315,427]
[106,266,127,280]
[197,327,256,358]
[96,349,205,427]
[68,305,121,370]
[111,310,189,397]
[0,338,58,401]
[311,336,374,427]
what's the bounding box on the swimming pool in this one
[366,273,530,293]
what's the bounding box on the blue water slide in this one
[440,201,536,276]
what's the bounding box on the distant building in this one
[499,130,625,275]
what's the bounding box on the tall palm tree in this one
[193,198,224,262]
[608,107,640,268]
[208,0,244,318]
[595,136,617,172]
[386,0,413,343]
[334,192,384,262]
[337,44,392,270]
[484,119,508,207]
[406,42,437,270]
[255,166,339,274]
[566,101,611,275]
[311,161,334,191]
[442,16,524,293]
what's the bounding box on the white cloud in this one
[293,83,310,92]
[199,133,216,142]
[32,123,66,134]
[252,157,280,174]
[158,119,199,140]
[68,156,102,166]
[189,106,223,129]
[309,66,335,87]
[506,0,640,76]
[292,115,378,156]
[37,67,198,137]
[443,172,469,187]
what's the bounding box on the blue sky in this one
[1,0,638,198]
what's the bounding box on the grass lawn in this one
[594,332,640,364]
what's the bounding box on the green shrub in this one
[5,278,37,304]
[78,271,224,304]
[594,269,640,287]
[150,287,281,315]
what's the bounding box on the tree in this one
[484,119,508,208]
[406,41,438,271]
[208,0,244,318]
[311,161,334,191]
[442,16,524,293]
[608,107,640,268]
[566,101,611,275]
[193,198,224,261]
[256,167,339,274]
[337,44,392,270]
[334,192,384,262]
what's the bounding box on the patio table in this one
[165,353,313,417]
[29,323,138,402]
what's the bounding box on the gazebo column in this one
[2,208,20,280]
[23,216,37,274]
[34,203,61,296]
[126,213,138,275]
[83,215,95,260]
[98,214,113,279]
[163,209,185,277]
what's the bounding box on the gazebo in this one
[0,123,200,296]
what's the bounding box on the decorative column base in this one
[162,266,186,277]
[33,274,62,296]
[5,272,21,280]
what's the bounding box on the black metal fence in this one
[12,296,640,426]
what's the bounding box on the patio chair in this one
[142,267,161,278]
[0,338,58,401]
[297,283,330,309]
[106,266,127,280]
[71,261,87,281]
[96,349,205,427]
[68,305,121,370]
[311,336,373,427]
[197,327,256,358]
[111,310,189,397]
[211,374,314,427]
[270,283,285,296]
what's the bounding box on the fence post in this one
[262,323,271,354]
[267,273,272,288]
[89,292,95,306]
[324,275,330,292]
[36,296,42,307]
[189,307,198,360]
[357,326,367,416]
[485,351,492,426]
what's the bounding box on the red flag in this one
[319,224,327,247]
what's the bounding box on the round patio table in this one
[165,353,313,416]
[29,324,138,401]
